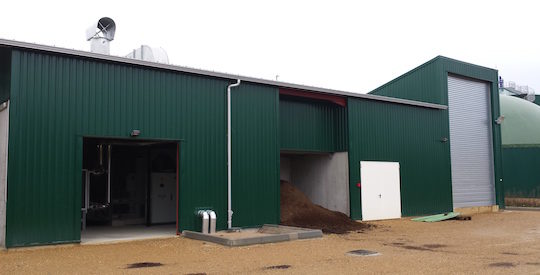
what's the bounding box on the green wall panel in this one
[369,56,504,208]
[231,83,279,227]
[280,97,347,152]
[348,98,453,219]
[502,147,540,198]
[370,58,442,104]
[0,47,10,102]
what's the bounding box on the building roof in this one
[500,94,540,146]
[0,38,446,110]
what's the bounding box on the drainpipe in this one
[227,79,241,229]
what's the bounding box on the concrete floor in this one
[81,224,177,244]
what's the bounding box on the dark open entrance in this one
[81,137,178,242]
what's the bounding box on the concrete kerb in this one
[183,224,323,247]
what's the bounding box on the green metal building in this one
[369,56,504,211]
[0,40,503,248]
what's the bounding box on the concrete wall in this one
[0,101,9,248]
[287,152,350,216]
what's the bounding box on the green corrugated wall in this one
[369,56,504,208]
[0,47,10,102]
[347,98,453,219]
[232,83,279,227]
[370,58,441,104]
[502,146,540,198]
[5,49,278,247]
[280,97,347,152]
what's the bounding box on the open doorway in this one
[280,152,350,216]
[81,138,178,243]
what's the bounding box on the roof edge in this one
[368,56,440,95]
[369,55,497,95]
[0,38,447,110]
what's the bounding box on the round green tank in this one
[500,94,540,146]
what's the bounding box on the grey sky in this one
[1,0,538,93]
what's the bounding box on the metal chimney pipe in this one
[198,210,209,234]
[207,210,217,234]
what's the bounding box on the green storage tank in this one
[500,95,540,199]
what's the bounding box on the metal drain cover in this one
[346,249,380,257]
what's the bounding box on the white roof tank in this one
[125,45,169,64]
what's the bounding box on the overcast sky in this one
[0,0,538,94]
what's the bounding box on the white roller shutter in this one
[447,75,495,208]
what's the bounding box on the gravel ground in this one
[2,210,540,274]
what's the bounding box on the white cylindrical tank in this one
[125,45,169,64]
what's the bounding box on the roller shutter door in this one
[448,75,495,208]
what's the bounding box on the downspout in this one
[227,79,241,229]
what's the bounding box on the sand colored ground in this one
[2,210,540,274]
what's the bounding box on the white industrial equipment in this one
[150,173,176,224]
[86,17,116,55]
[125,45,169,64]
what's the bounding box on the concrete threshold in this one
[183,224,323,247]
[81,224,177,245]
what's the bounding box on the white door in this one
[447,75,495,208]
[150,173,177,224]
[361,161,401,221]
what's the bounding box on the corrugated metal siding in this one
[370,56,499,106]
[448,76,495,207]
[280,98,347,152]
[0,48,10,102]
[502,147,540,198]
[231,83,279,227]
[368,56,504,208]
[369,58,442,104]
[6,50,233,247]
[348,98,452,219]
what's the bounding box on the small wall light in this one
[495,115,505,125]
[130,130,141,137]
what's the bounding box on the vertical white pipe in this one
[227,79,241,229]
[0,101,9,247]
[198,210,209,234]
[208,210,216,234]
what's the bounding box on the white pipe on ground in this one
[198,210,209,234]
[208,210,216,234]
[227,79,241,229]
